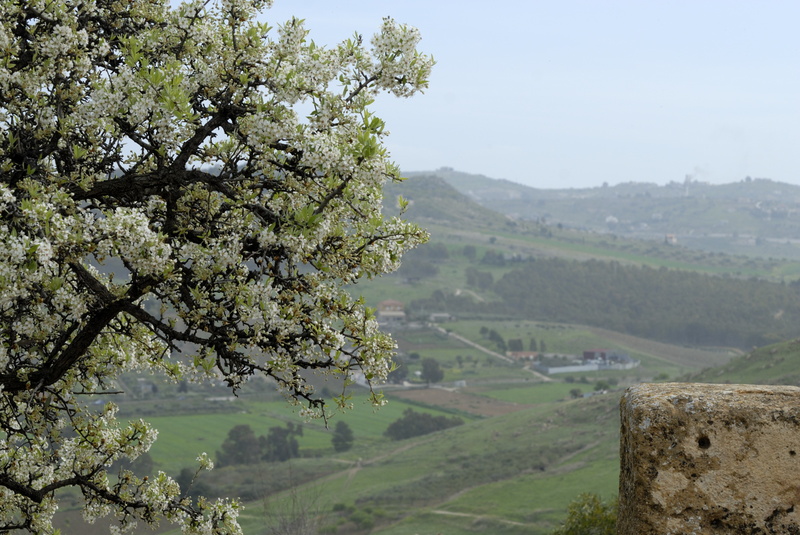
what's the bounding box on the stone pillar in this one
[618,383,800,534]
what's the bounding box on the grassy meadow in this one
[121,314,735,535]
[56,317,798,535]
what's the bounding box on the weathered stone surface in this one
[618,383,800,535]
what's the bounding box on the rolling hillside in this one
[367,175,800,350]
[389,172,800,281]
[53,171,800,535]
[233,338,800,535]
[406,168,800,261]
[686,337,800,386]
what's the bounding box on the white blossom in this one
[0,0,431,532]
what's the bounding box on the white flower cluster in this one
[97,208,173,278]
[370,18,434,98]
[0,0,432,532]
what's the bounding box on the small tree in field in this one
[420,357,444,385]
[216,424,262,467]
[331,421,354,452]
[0,0,432,532]
[261,422,303,462]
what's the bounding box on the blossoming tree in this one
[0,0,433,532]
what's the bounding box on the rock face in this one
[618,383,800,534]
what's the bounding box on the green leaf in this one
[71,145,88,160]
[397,195,409,211]
[48,277,64,292]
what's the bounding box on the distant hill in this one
[406,169,800,259]
[372,170,800,350]
[687,337,800,386]
[383,172,800,281]
[383,174,512,230]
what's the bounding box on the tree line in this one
[216,420,357,469]
[412,258,800,348]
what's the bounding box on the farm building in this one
[583,349,633,364]
[377,300,406,324]
[507,351,539,361]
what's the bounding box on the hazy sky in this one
[265,1,800,189]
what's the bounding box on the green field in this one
[74,306,751,535]
[102,312,743,535]
[142,392,471,476]
[477,382,585,404]
[236,394,622,535]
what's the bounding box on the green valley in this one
[54,172,800,534]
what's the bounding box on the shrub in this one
[384,409,464,440]
[551,493,617,535]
